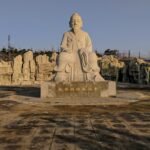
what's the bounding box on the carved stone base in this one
[21,81,34,85]
[41,81,116,98]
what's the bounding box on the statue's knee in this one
[88,52,98,63]
[58,52,74,63]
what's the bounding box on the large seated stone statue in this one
[41,13,116,98]
[54,13,104,82]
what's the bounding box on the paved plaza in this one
[0,85,150,150]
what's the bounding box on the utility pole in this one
[8,35,11,49]
[139,51,141,59]
[128,50,131,58]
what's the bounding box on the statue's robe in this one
[60,30,93,81]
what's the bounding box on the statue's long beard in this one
[72,27,81,34]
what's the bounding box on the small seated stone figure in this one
[54,13,104,82]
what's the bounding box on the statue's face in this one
[71,15,82,31]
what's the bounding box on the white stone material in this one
[41,81,116,98]
[22,51,35,82]
[12,55,23,84]
[108,81,117,97]
[54,13,104,82]
[0,60,13,85]
[35,54,56,81]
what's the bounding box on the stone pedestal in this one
[41,81,116,98]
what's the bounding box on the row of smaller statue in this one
[99,55,150,84]
[0,50,150,85]
[0,50,57,85]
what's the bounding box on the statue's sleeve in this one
[60,32,69,52]
[86,33,93,52]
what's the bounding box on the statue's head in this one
[69,13,83,31]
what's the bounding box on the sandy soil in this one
[0,84,150,150]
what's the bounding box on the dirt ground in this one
[0,84,150,150]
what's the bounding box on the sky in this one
[0,0,150,58]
